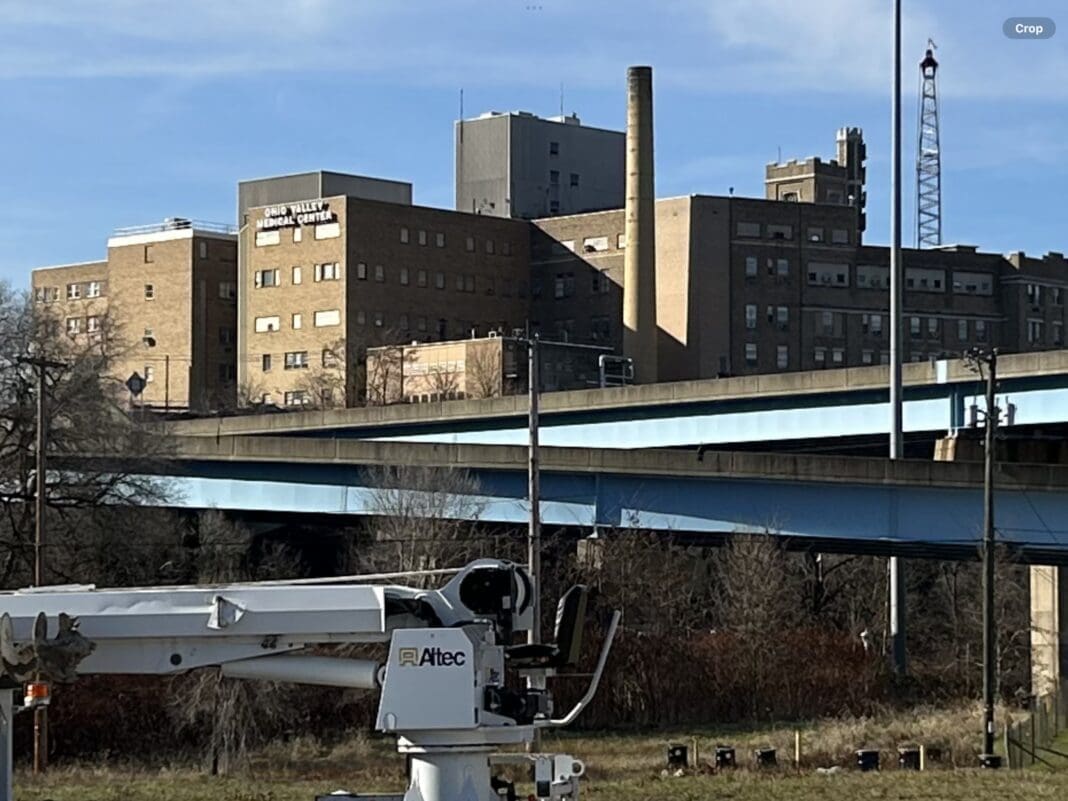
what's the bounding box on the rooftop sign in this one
[257,200,336,230]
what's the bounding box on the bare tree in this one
[171,511,304,774]
[0,284,176,588]
[465,340,502,399]
[356,465,494,582]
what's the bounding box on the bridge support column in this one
[1031,565,1068,696]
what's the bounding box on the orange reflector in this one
[24,681,50,704]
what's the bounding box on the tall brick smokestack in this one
[623,65,657,383]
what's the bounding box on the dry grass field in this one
[15,704,1068,801]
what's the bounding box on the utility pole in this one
[888,0,907,676]
[966,348,1000,764]
[527,335,542,752]
[527,334,541,649]
[17,355,66,776]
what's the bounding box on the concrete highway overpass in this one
[166,350,1068,453]
[107,436,1068,564]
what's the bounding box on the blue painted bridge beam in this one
[108,438,1068,564]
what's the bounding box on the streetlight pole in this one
[888,0,907,676]
[17,355,66,776]
[527,335,541,649]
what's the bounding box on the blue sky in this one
[1,0,1065,282]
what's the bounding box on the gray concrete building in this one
[455,111,624,220]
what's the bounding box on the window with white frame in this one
[745,304,757,329]
[292,313,302,330]
[254,269,280,288]
[292,266,302,285]
[254,315,280,333]
[66,317,82,335]
[316,262,341,281]
[284,351,309,370]
[776,345,788,369]
[87,281,102,298]
[745,343,758,366]
[67,283,81,300]
[745,256,758,277]
[314,309,341,327]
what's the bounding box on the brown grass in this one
[13,704,1054,801]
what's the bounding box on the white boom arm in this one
[0,559,618,801]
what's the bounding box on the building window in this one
[807,227,824,242]
[767,224,792,240]
[861,349,874,365]
[400,267,409,285]
[957,319,969,341]
[67,283,81,300]
[254,315,280,333]
[831,228,850,245]
[66,317,82,336]
[776,258,790,277]
[400,227,409,244]
[145,365,155,383]
[464,275,475,293]
[255,269,280,288]
[322,348,339,368]
[436,232,446,247]
[549,141,559,156]
[570,173,580,188]
[592,269,611,294]
[86,281,101,299]
[292,266,302,285]
[292,313,302,330]
[910,316,921,337]
[374,312,384,328]
[814,347,826,366]
[832,348,844,364]
[1028,319,1045,344]
[554,273,575,299]
[1027,283,1043,307]
[417,316,427,332]
[314,222,340,239]
[374,264,385,282]
[418,230,427,246]
[777,345,789,369]
[745,304,757,330]
[927,317,939,338]
[256,230,280,247]
[782,191,799,202]
[218,281,236,299]
[1052,287,1064,306]
[745,343,758,366]
[549,170,560,186]
[87,316,101,334]
[316,262,341,282]
[144,245,154,263]
[399,313,410,330]
[976,320,988,341]
[549,201,560,214]
[820,311,836,336]
[465,236,475,252]
[144,284,155,300]
[736,222,761,238]
[1054,322,1064,347]
[284,390,309,407]
[745,256,758,277]
[218,326,233,345]
[284,351,309,370]
[777,306,789,330]
[292,227,302,243]
[485,239,495,255]
[871,314,883,336]
[314,309,341,327]
[435,272,446,290]
[356,310,366,325]
[417,269,428,287]
[262,354,272,372]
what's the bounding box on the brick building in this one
[239,193,531,408]
[530,196,1068,380]
[31,219,238,411]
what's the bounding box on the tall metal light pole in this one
[527,335,541,649]
[17,355,66,776]
[966,348,999,764]
[888,0,907,676]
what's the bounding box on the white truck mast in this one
[0,559,619,801]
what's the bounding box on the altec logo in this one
[398,647,467,667]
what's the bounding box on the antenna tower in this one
[916,39,941,247]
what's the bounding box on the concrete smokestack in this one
[623,65,658,383]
